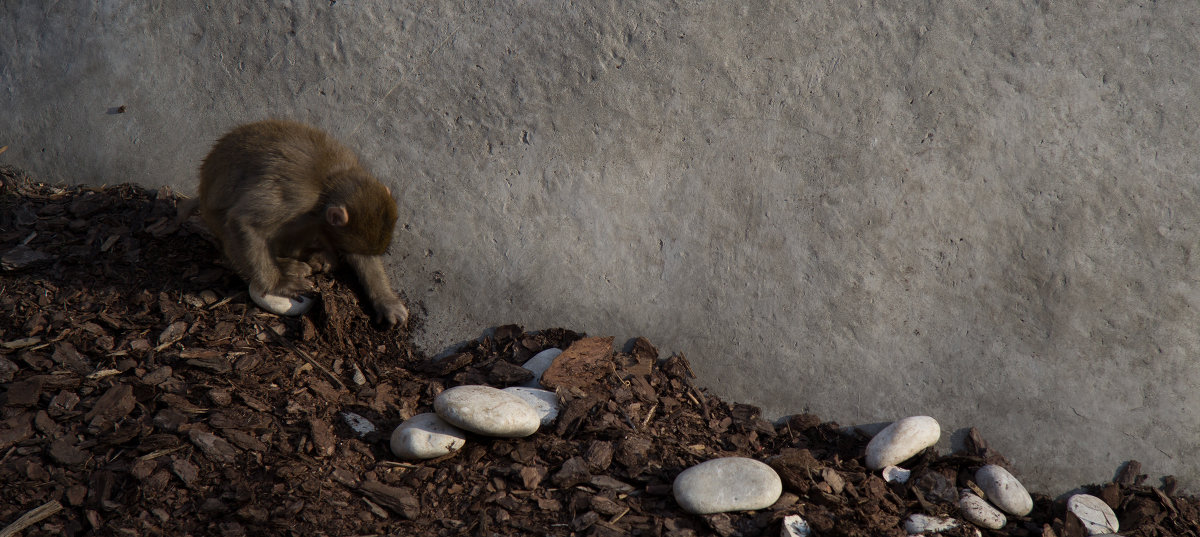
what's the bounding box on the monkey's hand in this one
[344,253,408,328]
[306,250,338,274]
[373,296,409,327]
[272,259,315,297]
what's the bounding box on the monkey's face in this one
[324,176,398,256]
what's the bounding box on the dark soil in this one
[0,168,1197,536]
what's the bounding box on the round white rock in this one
[864,415,941,470]
[520,348,562,387]
[903,513,959,534]
[959,490,1007,530]
[1067,494,1119,535]
[434,385,541,438]
[502,387,560,426]
[672,457,782,515]
[389,413,468,460]
[975,464,1033,516]
[248,285,313,316]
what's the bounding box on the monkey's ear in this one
[326,206,350,227]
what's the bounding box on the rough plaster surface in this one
[3,2,1200,494]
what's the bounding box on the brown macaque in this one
[194,119,409,326]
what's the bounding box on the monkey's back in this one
[198,119,361,223]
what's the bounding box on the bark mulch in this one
[0,168,1196,536]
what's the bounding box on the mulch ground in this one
[0,167,1197,537]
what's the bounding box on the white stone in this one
[350,363,367,386]
[780,514,811,537]
[903,513,959,534]
[248,284,313,316]
[389,413,468,460]
[502,387,560,426]
[1067,494,1119,535]
[959,490,1006,530]
[341,412,375,437]
[672,457,782,514]
[521,348,562,387]
[434,385,541,437]
[882,465,911,483]
[864,416,941,470]
[975,465,1033,516]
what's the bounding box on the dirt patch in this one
[0,169,1197,536]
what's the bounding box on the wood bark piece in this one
[84,384,135,429]
[539,336,615,390]
[356,481,419,519]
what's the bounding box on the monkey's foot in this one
[248,285,314,316]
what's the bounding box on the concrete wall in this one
[4,1,1200,494]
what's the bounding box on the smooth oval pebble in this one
[502,387,559,426]
[1067,494,1119,535]
[959,490,1006,530]
[389,413,467,460]
[434,385,540,437]
[521,348,562,387]
[903,513,959,534]
[864,415,940,469]
[248,285,313,316]
[673,457,782,514]
[975,464,1033,516]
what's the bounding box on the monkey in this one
[192,119,409,326]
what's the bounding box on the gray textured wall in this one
[4,1,1200,494]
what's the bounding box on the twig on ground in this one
[257,320,346,391]
[0,500,64,537]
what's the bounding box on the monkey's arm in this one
[345,253,409,327]
[223,216,309,296]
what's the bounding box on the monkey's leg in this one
[345,253,408,327]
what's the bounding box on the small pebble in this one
[340,412,376,437]
[903,513,959,534]
[521,348,562,387]
[672,457,782,514]
[248,285,313,316]
[781,514,812,537]
[351,363,367,386]
[434,385,540,437]
[864,415,941,470]
[975,464,1033,516]
[1067,494,1119,535]
[390,413,468,460]
[882,465,911,483]
[502,387,560,426]
[959,490,1006,530]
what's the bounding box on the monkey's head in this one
[323,173,398,256]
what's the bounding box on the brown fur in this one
[196,119,408,326]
